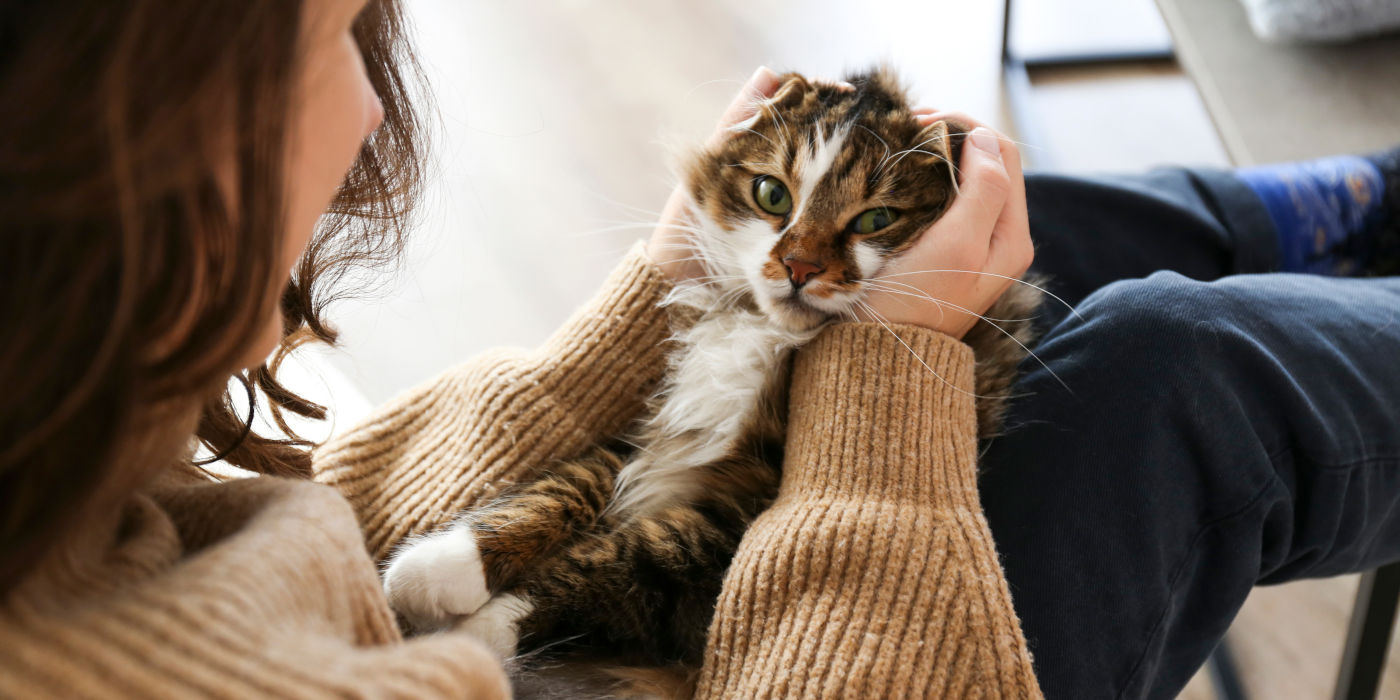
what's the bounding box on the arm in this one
[698,116,1041,696]
[695,323,1040,698]
[311,243,679,561]
[312,68,787,561]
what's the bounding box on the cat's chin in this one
[758,294,832,333]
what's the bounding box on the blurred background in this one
[270,0,1400,697]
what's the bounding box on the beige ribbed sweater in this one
[0,245,1042,698]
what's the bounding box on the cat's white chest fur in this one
[608,303,818,517]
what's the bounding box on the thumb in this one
[938,127,1012,245]
[709,66,782,145]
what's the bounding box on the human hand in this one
[857,114,1033,340]
[646,66,784,283]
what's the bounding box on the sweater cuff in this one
[782,322,980,508]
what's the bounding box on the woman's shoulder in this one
[1,472,398,688]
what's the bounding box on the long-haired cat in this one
[382,66,1043,698]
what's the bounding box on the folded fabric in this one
[1237,0,1400,41]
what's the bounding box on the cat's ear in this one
[765,73,812,112]
[914,118,970,189]
[729,74,811,134]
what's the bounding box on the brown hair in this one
[0,1,427,592]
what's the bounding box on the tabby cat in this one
[382,66,1042,698]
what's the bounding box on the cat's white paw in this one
[457,593,533,659]
[382,524,491,634]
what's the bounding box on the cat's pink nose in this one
[783,257,825,287]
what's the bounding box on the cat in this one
[382,66,1043,698]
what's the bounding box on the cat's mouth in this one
[758,286,854,332]
[743,259,859,331]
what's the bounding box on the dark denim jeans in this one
[981,169,1400,699]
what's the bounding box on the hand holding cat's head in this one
[675,66,969,331]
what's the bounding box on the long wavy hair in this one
[0,1,428,593]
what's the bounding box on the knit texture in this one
[0,469,510,699]
[0,243,1042,698]
[312,243,679,563]
[696,324,1041,699]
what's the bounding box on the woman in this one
[1,1,1038,697]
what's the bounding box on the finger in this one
[984,135,1031,278]
[915,112,1017,179]
[918,114,1019,167]
[911,106,937,116]
[922,110,985,131]
[710,66,782,140]
[986,205,1033,279]
[935,126,1012,255]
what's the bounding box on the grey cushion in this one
[1238,0,1400,42]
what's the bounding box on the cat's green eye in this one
[850,207,898,234]
[753,176,793,216]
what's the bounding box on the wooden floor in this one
[303,1,1399,697]
[1176,574,1400,699]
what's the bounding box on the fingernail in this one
[751,65,778,88]
[836,80,856,92]
[969,127,1001,159]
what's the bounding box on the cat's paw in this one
[457,593,534,659]
[382,524,491,634]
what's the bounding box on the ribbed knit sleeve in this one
[0,476,512,699]
[695,323,1043,699]
[312,242,678,561]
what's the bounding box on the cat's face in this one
[682,68,964,330]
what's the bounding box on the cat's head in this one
[680,66,966,331]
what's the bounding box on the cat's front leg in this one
[457,499,761,664]
[455,592,535,658]
[383,449,621,634]
[382,520,494,633]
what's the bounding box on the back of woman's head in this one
[0,0,427,593]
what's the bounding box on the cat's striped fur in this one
[383,66,1043,698]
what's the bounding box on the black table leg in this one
[1335,563,1400,700]
[1209,637,1249,700]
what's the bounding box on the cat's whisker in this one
[920,150,963,195]
[896,149,954,173]
[664,261,741,277]
[682,77,745,101]
[714,284,751,308]
[913,126,1046,152]
[886,133,960,172]
[852,299,998,400]
[860,282,1030,323]
[574,188,669,221]
[564,222,706,239]
[874,135,963,195]
[854,123,892,171]
[509,632,588,664]
[970,133,1045,152]
[650,237,721,252]
[687,270,748,282]
[872,269,1083,320]
[862,281,1069,393]
[888,146,940,170]
[766,103,793,148]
